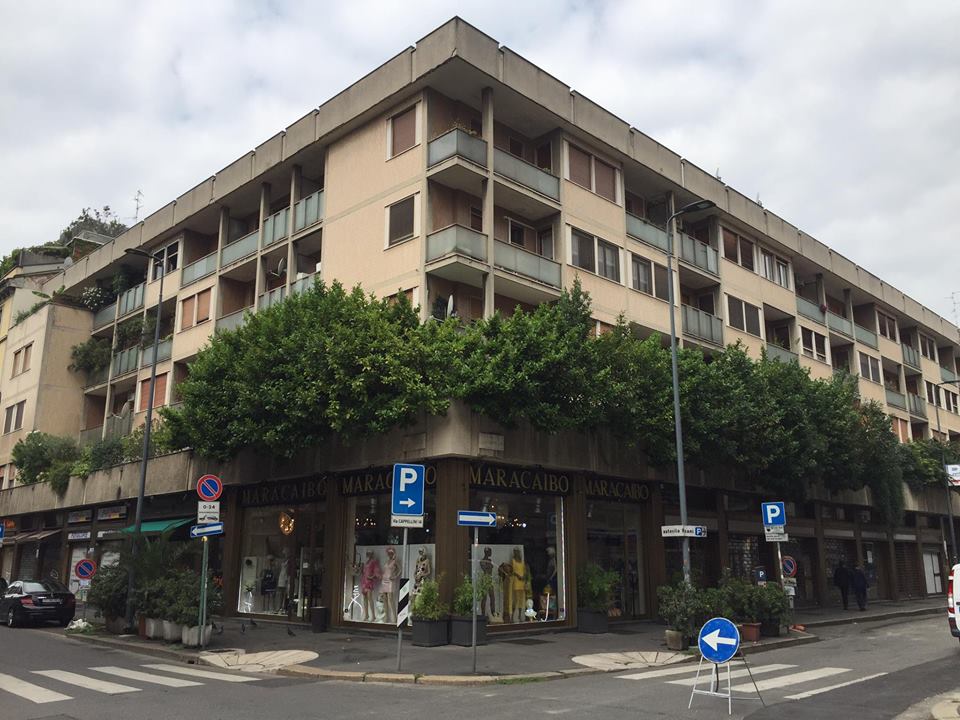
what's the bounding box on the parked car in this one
[0,579,76,627]
[949,563,960,643]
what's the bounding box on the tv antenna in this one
[133,190,144,222]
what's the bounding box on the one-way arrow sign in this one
[697,617,741,664]
[701,628,738,652]
[457,511,497,528]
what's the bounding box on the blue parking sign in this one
[761,501,786,526]
[392,464,425,516]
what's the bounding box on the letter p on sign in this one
[762,501,786,526]
[392,463,425,516]
[399,467,417,492]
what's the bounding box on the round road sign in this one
[698,617,740,664]
[196,474,223,501]
[75,558,98,580]
[782,555,798,578]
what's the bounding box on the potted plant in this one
[141,578,165,640]
[577,563,617,633]
[178,570,221,647]
[657,582,702,650]
[722,577,761,642]
[450,573,492,646]
[411,578,449,647]
[86,564,129,634]
[757,583,790,637]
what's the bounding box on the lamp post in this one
[934,378,960,565]
[123,247,166,631]
[665,198,716,584]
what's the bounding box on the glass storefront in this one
[585,501,644,618]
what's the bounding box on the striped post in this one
[397,578,411,627]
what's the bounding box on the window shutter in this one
[181,296,196,330]
[594,160,616,201]
[568,145,591,188]
[196,289,211,323]
[153,373,168,408]
[391,106,417,157]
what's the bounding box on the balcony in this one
[826,311,853,338]
[494,241,561,288]
[626,214,668,252]
[682,305,723,346]
[141,338,172,367]
[104,413,132,440]
[941,366,959,384]
[84,366,109,388]
[290,272,318,296]
[92,302,117,329]
[111,347,140,377]
[854,324,878,349]
[293,190,324,233]
[885,388,907,410]
[796,296,825,324]
[493,148,560,201]
[428,128,488,168]
[426,225,487,264]
[262,207,290,248]
[221,230,258,266]
[117,283,145,317]
[907,393,926,417]
[902,343,921,371]
[678,235,719,276]
[766,343,798,364]
[180,252,218,287]
[260,286,286,310]
[78,426,103,447]
[216,308,249,333]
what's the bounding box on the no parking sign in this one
[74,558,97,580]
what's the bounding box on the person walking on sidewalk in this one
[833,560,851,610]
[852,564,869,611]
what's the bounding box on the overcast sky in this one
[2,1,958,320]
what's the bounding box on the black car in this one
[1,579,76,627]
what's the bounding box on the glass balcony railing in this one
[428,128,488,168]
[293,190,324,233]
[290,272,318,296]
[902,343,921,370]
[221,230,258,266]
[78,426,104,447]
[259,286,286,310]
[216,308,249,333]
[625,214,668,252]
[180,252,218,287]
[678,235,719,275]
[141,338,172,367]
[493,240,561,288]
[426,225,487,264]
[796,296,825,324]
[117,283,145,317]
[84,366,109,388]
[262,207,290,247]
[105,413,132,440]
[682,305,723,346]
[766,343,798,363]
[826,311,853,337]
[885,388,907,410]
[493,148,560,200]
[854,324,878,349]
[906,393,926,417]
[941,366,960,384]
[111,347,139,376]
[92,302,117,329]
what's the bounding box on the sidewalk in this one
[790,596,943,628]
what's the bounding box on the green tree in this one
[58,206,127,245]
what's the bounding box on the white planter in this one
[145,618,162,639]
[181,624,212,647]
[162,620,182,642]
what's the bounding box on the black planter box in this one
[411,618,449,647]
[577,609,609,634]
[310,606,328,633]
[450,615,487,646]
[759,619,782,637]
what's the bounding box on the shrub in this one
[412,578,448,621]
[11,432,80,486]
[755,583,791,625]
[577,563,618,612]
[657,582,705,636]
[46,460,73,497]
[69,337,112,374]
[719,576,762,623]
[79,285,112,310]
[452,572,494,617]
[89,436,126,471]
[12,301,47,326]
[87,564,129,620]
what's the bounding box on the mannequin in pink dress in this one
[381,547,400,624]
[360,550,382,622]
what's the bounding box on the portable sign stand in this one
[391,463,425,672]
[457,510,496,673]
[193,474,223,650]
[689,617,765,715]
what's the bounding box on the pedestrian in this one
[852,565,869,611]
[833,560,851,610]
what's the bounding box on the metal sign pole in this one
[199,537,209,649]
[472,526,478,674]
[396,527,408,672]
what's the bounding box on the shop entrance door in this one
[923,550,943,594]
[585,502,645,618]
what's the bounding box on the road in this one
[0,615,956,719]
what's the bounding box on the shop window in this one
[585,502,645,617]
[387,196,415,246]
[389,105,417,158]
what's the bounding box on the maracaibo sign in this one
[241,475,327,507]
[470,463,571,495]
[585,477,651,503]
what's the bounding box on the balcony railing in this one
[180,252,218,287]
[766,343,798,364]
[84,366,109,388]
[826,311,853,337]
[854,323,878,349]
[493,240,561,288]
[260,286,286,310]
[902,343,921,370]
[426,225,487,264]
[678,234,719,275]
[92,302,117,329]
[941,366,959,384]
[290,272,318,296]
[885,388,907,410]
[493,148,560,200]
[293,190,324,233]
[78,426,103,447]
[907,393,926,417]
[428,128,488,168]
[117,283,145,317]
[626,214,668,252]
[262,207,290,247]
[216,308,249,333]
[111,347,139,376]
[105,413,132,440]
[681,305,723,346]
[221,230,258,266]
[796,296,825,324]
[141,338,172,367]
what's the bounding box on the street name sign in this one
[698,617,740,664]
[190,522,223,538]
[947,464,960,487]
[457,511,497,527]
[661,525,708,538]
[197,501,220,524]
[764,527,788,543]
[761,501,786,527]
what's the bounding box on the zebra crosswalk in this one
[0,663,260,705]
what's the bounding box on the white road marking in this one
[90,666,202,687]
[33,670,140,694]
[731,667,850,692]
[0,673,72,704]
[667,664,797,686]
[141,664,261,682]
[784,672,888,700]
[618,661,765,681]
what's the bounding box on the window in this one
[567,143,619,203]
[387,196,415,246]
[727,296,762,337]
[801,327,827,363]
[926,381,941,407]
[776,259,790,289]
[594,159,617,202]
[180,288,212,330]
[508,219,527,247]
[3,400,25,433]
[568,145,591,188]
[196,288,211,323]
[631,255,652,295]
[11,343,32,377]
[151,241,180,280]
[572,230,620,283]
[891,416,910,443]
[858,351,881,382]
[389,106,417,157]
[571,230,596,273]
[138,373,168,412]
[470,207,483,232]
[597,240,620,282]
[758,248,790,288]
[536,142,551,171]
[537,228,554,260]
[760,249,775,282]
[877,312,898,341]
[945,390,959,414]
[721,228,755,271]
[919,334,937,361]
[508,137,524,158]
[625,192,644,218]
[653,264,669,301]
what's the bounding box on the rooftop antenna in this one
[133,189,144,222]
[756,193,763,208]
[949,291,960,326]
[715,168,722,182]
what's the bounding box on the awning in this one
[119,517,192,535]
[12,529,61,544]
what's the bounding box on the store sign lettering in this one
[96,506,127,521]
[469,465,570,495]
[585,478,650,503]
[68,510,93,524]
[338,466,437,497]
[241,476,327,507]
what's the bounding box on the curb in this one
[799,606,942,629]
[66,632,201,664]
[740,630,819,655]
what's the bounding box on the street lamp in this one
[933,378,960,565]
[123,247,166,631]
[665,198,716,584]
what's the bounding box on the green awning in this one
[119,517,193,535]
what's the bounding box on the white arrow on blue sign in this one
[698,617,741,664]
[761,501,786,527]
[391,464,425,517]
[457,511,497,528]
[190,522,224,538]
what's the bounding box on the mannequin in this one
[277,548,290,614]
[261,555,278,612]
[498,561,514,621]
[524,599,537,621]
[510,547,528,623]
[479,548,496,618]
[381,547,400,624]
[413,547,432,596]
[545,547,557,590]
[344,554,363,619]
[360,550,382,622]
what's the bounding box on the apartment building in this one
[0,18,957,628]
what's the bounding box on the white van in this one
[950,564,960,642]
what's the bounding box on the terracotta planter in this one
[665,629,689,651]
[137,615,147,638]
[450,615,487,646]
[739,622,761,642]
[577,609,609,634]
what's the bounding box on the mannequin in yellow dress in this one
[510,547,528,624]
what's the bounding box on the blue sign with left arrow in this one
[698,617,740,664]
[190,522,224,538]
